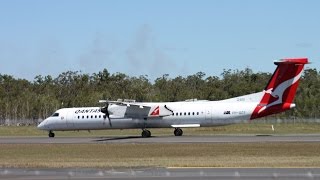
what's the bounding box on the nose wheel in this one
[141,129,151,138]
[174,128,183,136]
[48,131,55,138]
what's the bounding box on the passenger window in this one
[176,113,178,116]
[87,115,89,119]
[82,116,84,119]
[180,112,182,116]
[95,115,97,118]
[78,116,80,119]
[188,112,190,115]
[99,115,101,118]
[192,112,195,115]
[91,115,93,118]
[184,112,186,116]
[197,112,199,115]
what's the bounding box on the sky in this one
[0,0,319,81]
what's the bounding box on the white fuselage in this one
[38,94,261,131]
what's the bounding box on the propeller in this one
[101,102,112,127]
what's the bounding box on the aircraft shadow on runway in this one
[93,136,144,142]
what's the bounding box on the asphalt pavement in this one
[0,134,320,144]
[1,167,320,180]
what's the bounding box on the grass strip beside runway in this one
[0,143,319,168]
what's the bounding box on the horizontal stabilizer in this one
[274,58,309,65]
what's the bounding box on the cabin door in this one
[66,111,74,128]
[205,106,212,124]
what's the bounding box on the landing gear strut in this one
[141,129,151,138]
[174,128,183,136]
[48,131,55,138]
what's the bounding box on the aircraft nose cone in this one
[37,120,47,130]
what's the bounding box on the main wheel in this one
[141,129,151,138]
[48,131,55,138]
[174,128,183,136]
[146,130,151,137]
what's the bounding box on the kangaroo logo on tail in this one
[258,69,303,114]
[250,58,308,120]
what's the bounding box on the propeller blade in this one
[108,117,112,127]
[101,103,112,127]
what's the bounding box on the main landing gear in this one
[174,128,183,136]
[141,128,183,138]
[48,131,55,138]
[141,129,151,138]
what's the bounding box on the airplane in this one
[37,58,309,138]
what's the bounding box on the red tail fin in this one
[250,58,308,120]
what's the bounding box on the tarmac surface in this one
[0,134,320,144]
[1,167,320,180]
[1,135,320,179]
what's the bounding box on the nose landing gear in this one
[48,131,55,138]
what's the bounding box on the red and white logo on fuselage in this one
[150,106,160,116]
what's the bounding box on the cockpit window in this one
[51,113,59,117]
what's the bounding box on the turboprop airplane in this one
[37,58,308,138]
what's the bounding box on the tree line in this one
[0,67,319,124]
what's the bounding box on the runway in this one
[0,134,320,144]
[1,167,320,180]
[1,136,320,179]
